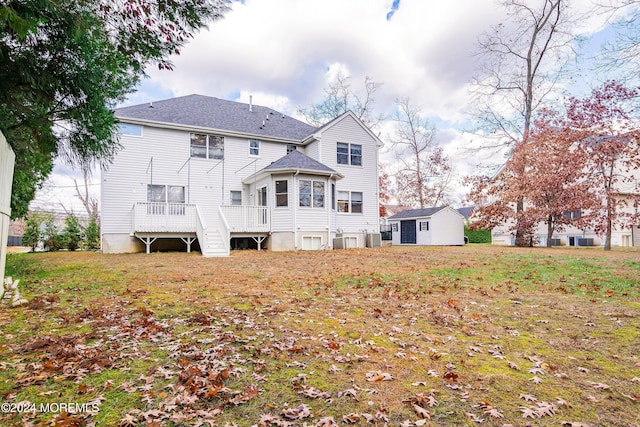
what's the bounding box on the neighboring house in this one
[388,206,465,246]
[457,206,475,222]
[491,172,640,248]
[491,209,639,247]
[101,95,382,256]
[7,218,25,246]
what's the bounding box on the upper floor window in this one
[118,124,143,137]
[337,142,362,166]
[286,144,297,154]
[191,133,224,160]
[299,180,325,208]
[337,191,363,214]
[563,209,582,220]
[249,140,260,156]
[275,180,288,207]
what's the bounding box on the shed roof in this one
[115,94,316,141]
[388,206,448,219]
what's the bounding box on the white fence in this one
[0,133,15,284]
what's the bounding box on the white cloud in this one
[32,0,625,211]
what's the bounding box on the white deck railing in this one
[132,202,197,233]
[132,203,270,234]
[217,206,231,253]
[219,205,270,232]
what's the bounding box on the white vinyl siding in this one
[316,114,379,236]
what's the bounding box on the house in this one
[101,95,382,256]
[490,171,640,248]
[491,210,639,247]
[388,206,465,246]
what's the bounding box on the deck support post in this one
[135,235,157,254]
[181,236,197,253]
[251,235,267,250]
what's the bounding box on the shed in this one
[388,206,465,246]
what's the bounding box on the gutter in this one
[116,117,304,145]
[293,170,300,250]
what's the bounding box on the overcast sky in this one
[33,0,626,213]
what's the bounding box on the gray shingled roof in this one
[457,206,475,220]
[264,150,337,174]
[388,206,448,219]
[115,94,316,141]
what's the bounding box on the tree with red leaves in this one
[468,81,640,249]
[378,163,392,218]
[567,81,640,250]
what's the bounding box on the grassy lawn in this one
[0,245,639,426]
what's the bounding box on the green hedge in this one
[464,225,492,243]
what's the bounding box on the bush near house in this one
[62,214,82,251]
[83,217,100,251]
[464,224,492,243]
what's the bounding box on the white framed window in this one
[344,236,358,248]
[331,183,336,210]
[249,140,260,156]
[147,185,185,203]
[191,133,224,160]
[257,186,267,206]
[299,180,325,208]
[286,144,297,154]
[337,191,363,214]
[146,184,185,215]
[275,180,288,207]
[337,142,362,166]
[420,221,429,231]
[230,191,242,206]
[302,236,322,250]
[118,123,143,137]
[391,223,399,232]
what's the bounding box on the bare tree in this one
[470,0,578,245]
[597,1,640,82]
[390,98,454,209]
[58,162,99,220]
[74,163,99,220]
[298,71,384,130]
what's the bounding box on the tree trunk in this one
[604,218,612,251]
[547,216,554,247]
[514,196,526,246]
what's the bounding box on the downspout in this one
[328,174,334,249]
[222,156,225,205]
[293,170,299,249]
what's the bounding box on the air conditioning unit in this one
[577,238,594,246]
[366,233,381,248]
[333,237,346,249]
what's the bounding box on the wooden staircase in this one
[200,229,229,257]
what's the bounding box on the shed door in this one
[400,220,417,244]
